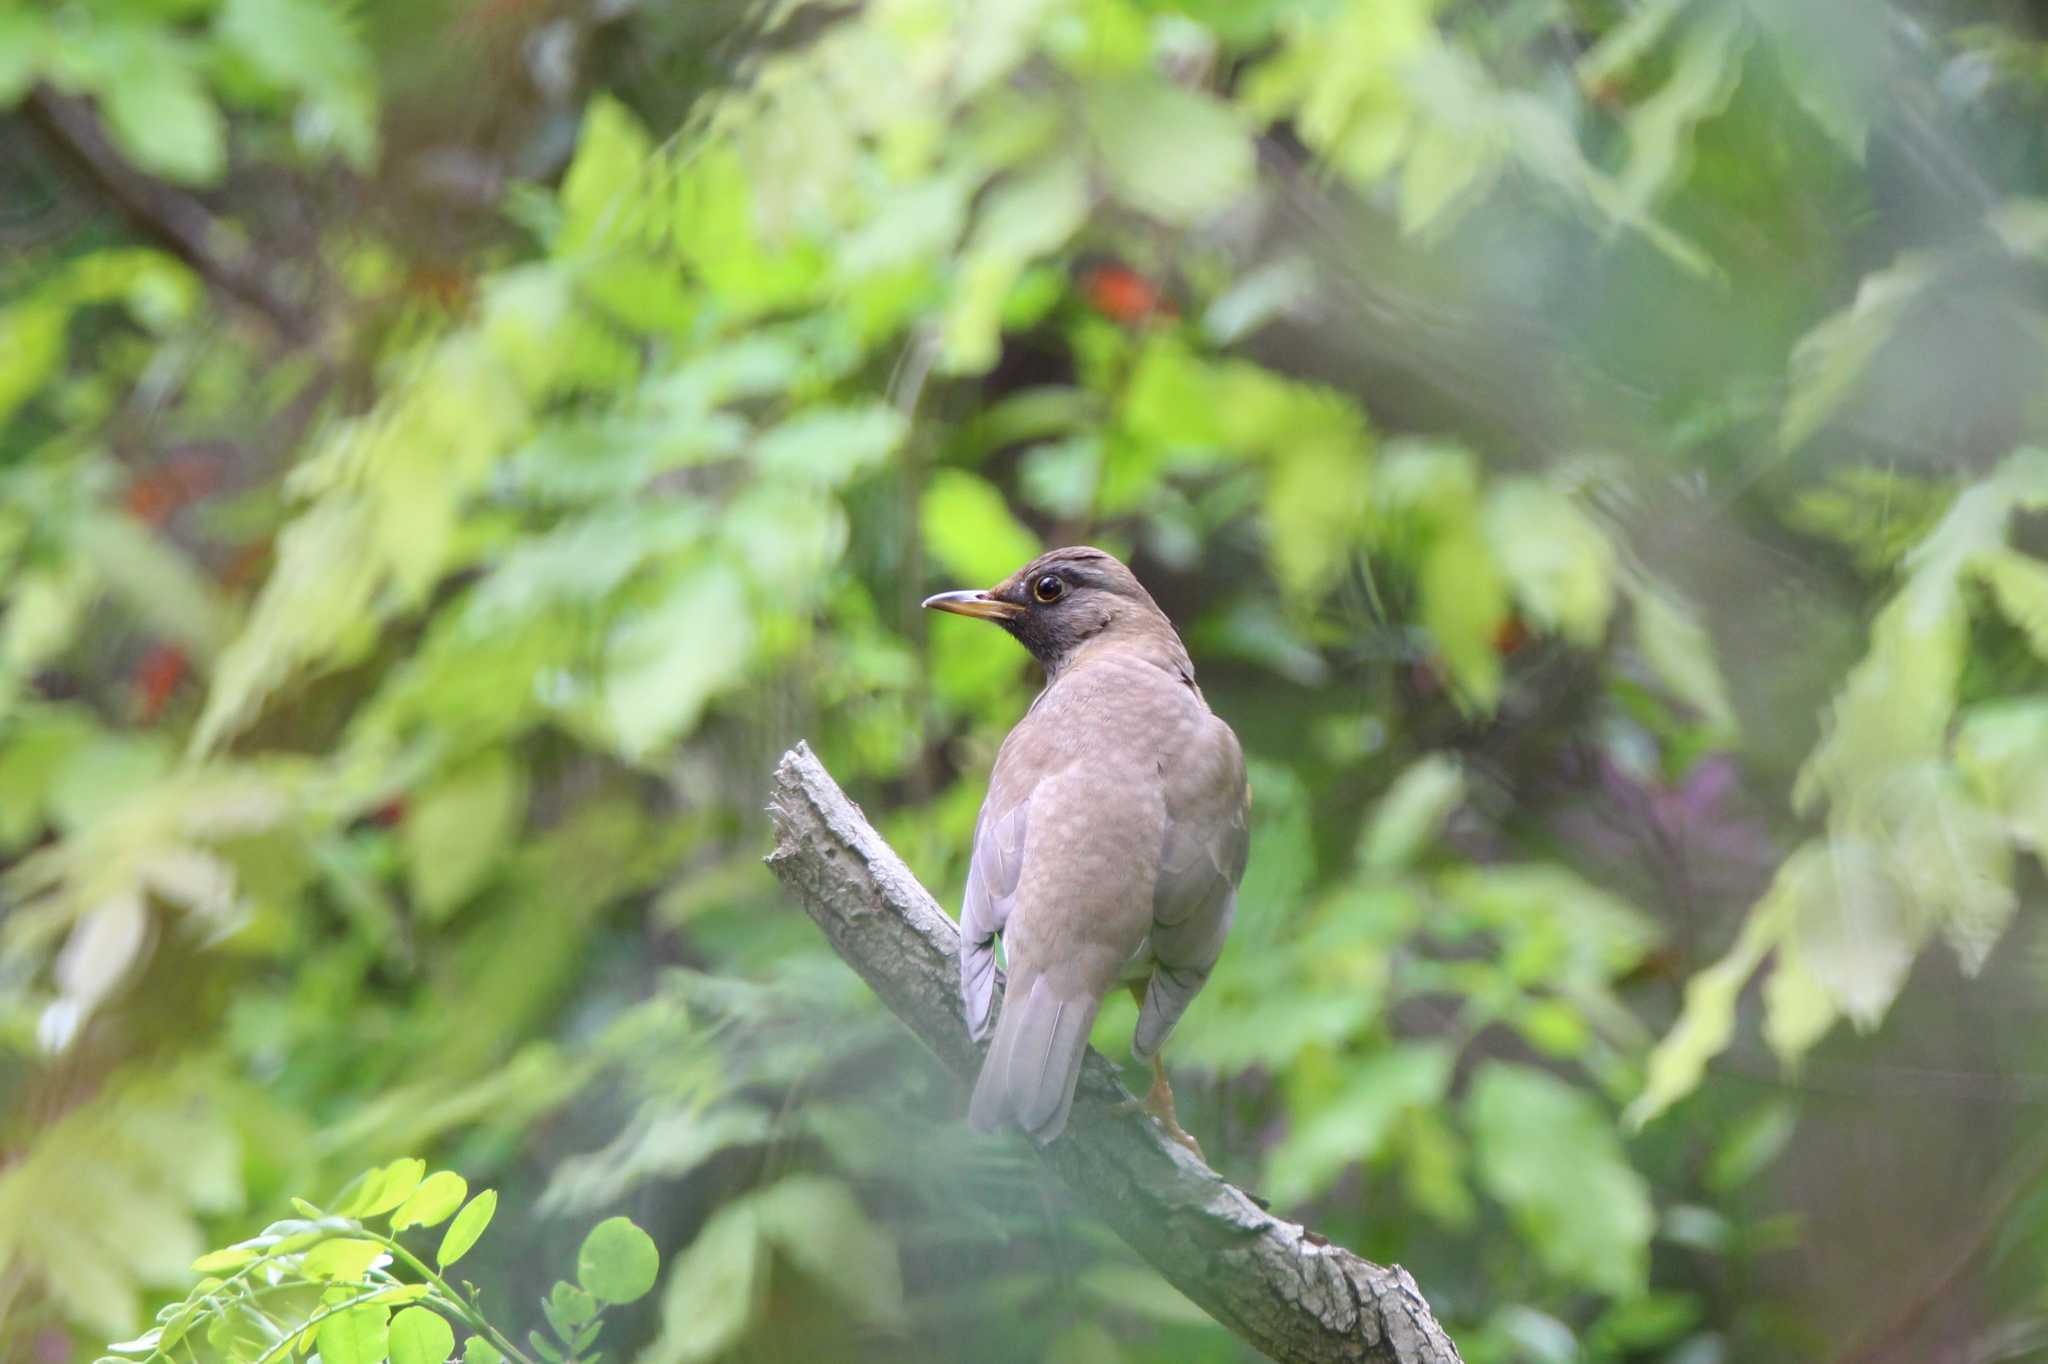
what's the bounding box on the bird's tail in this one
[967,973,1098,1144]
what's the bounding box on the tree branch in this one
[23,86,318,345]
[764,741,1464,1364]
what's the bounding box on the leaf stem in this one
[371,1233,541,1364]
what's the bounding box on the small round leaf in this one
[576,1216,660,1304]
[436,1189,498,1269]
[391,1171,468,1231]
[389,1306,456,1364]
[316,1304,390,1364]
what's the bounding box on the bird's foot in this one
[1117,1056,1204,1162]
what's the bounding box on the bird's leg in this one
[1115,981,1204,1161]
[1139,1053,1203,1162]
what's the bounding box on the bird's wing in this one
[960,781,1029,1042]
[1135,715,1250,1059]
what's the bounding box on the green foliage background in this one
[6,0,2048,1361]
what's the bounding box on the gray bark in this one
[765,742,1464,1364]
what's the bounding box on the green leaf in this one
[1775,839,1926,1027]
[577,1216,660,1305]
[600,564,755,761]
[402,752,527,920]
[1881,764,2015,975]
[215,0,377,167]
[73,515,233,661]
[1264,442,1373,601]
[1956,700,2048,858]
[1612,9,1747,216]
[316,1304,391,1364]
[437,1189,498,1269]
[389,1307,456,1364]
[1625,579,1735,735]
[752,405,907,488]
[1267,1043,1454,1204]
[1360,754,1464,870]
[1629,912,1775,1126]
[752,1176,906,1328]
[559,95,654,253]
[1975,549,2048,658]
[1084,79,1252,226]
[920,470,1042,587]
[1483,481,1616,646]
[302,1238,388,1282]
[643,1201,763,1364]
[390,1171,469,1231]
[547,1281,599,1329]
[1780,251,1937,451]
[1468,1063,1653,1296]
[462,1338,505,1364]
[1075,1263,1209,1326]
[102,61,226,184]
[1707,1102,1799,1193]
[346,1158,427,1218]
[1399,121,1500,236]
[1762,940,1839,1063]
[1420,525,1506,711]
[191,1245,257,1273]
[941,157,1088,373]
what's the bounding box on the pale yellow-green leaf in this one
[1613,9,1747,216]
[301,1237,387,1282]
[344,1157,426,1218]
[52,892,151,1029]
[101,61,225,184]
[1359,754,1463,871]
[600,565,755,761]
[1484,480,1616,646]
[559,95,655,253]
[1075,1263,1210,1327]
[1084,79,1252,226]
[1879,764,2016,975]
[1575,0,1687,88]
[1780,251,1937,451]
[1629,911,1776,1126]
[1469,1063,1652,1296]
[1974,548,2048,658]
[1420,526,1506,711]
[1264,444,1372,601]
[642,1200,763,1364]
[402,751,527,920]
[1778,840,1926,1027]
[71,515,231,662]
[390,1171,468,1231]
[1626,579,1735,736]
[1956,700,2048,858]
[316,1303,390,1364]
[1761,940,1839,1063]
[1266,1043,1453,1204]
[752,1175,906,1328]
[920,469,1042,587]
[388,1305,456,1364]
[1399,120,1499,236]
[436,1188,497,1269]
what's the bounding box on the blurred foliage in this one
[6,1,2048,1362]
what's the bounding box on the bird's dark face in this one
[923,546,1170,673]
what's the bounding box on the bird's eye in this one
[1033,574,1065,603]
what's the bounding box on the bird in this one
[923,546,1249,1155]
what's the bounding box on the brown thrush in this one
[924,547,1250,1155]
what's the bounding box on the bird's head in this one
[922,546,1189,679]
